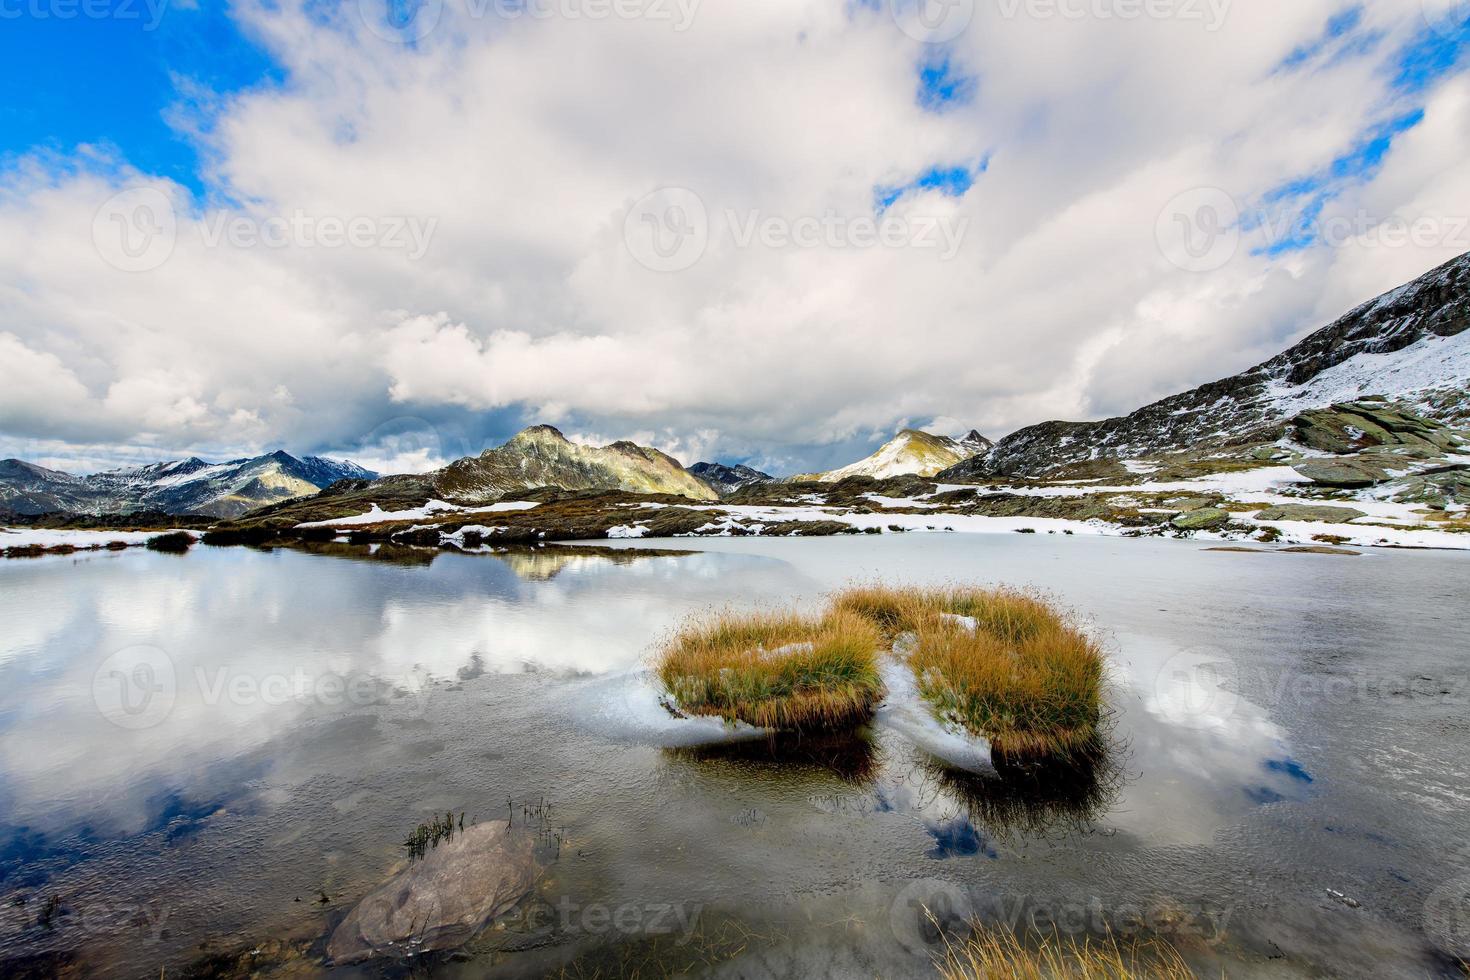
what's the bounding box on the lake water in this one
[1,535,1468,978]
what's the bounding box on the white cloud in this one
[0,0,1466,473]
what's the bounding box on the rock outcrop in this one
[327,821,539,965]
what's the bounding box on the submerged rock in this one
[1254,504,1367,523]
[327,821,539,965]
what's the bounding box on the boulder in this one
[1172,508,1231,531]
[1291,401,1470,455]
[1292,459,1390,488]
[1253,504,1367,523]
[327,821,539,964]
[1162,495,1222,512]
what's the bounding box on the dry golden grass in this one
[655,607,883,731]
[938,924,1198,980]
[834,584,1105,759]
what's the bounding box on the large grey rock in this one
[1172,508,1231,531]
[1292,459,1391,488]
[1253,504,1367,523]
[328,821,539,964]
[1162,495,1221,512]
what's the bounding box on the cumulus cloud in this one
[0,0,1466,474]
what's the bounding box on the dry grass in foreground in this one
[655,608,883,730]
[834,585,1105,759]
[938,925,1199,980]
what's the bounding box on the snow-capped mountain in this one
[795,428,991,482]
[688,462,775,496]
[434,426,719,502]
[0,452,376,518]
[955,251,1470,478]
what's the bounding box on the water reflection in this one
[0,534,1466,978]
[665,730,880,785]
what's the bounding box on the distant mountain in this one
[0,452,376,518]
[689,462,775,495]
[435,426,718,502]
[947,251,1470,479]
[794,429,991,482]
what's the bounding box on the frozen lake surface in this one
[1,534,1468,977]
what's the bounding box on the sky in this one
[0,0,1468,476]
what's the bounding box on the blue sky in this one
[0,0,280,195]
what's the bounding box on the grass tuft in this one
[145,531,194,553]
[655,608,883,731]
[938,924,1198,980]
[835,584,1105,759]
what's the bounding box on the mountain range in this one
[0,452,375,518]
[948,251,1469,479]
[688,462,775,494]
[2,252,1466,520]
[791,429,993,482]
[435,425,718,502]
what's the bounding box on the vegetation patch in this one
[834,585,1105,759]
[145,531,195,553]
[937,924,1196,980]
[655,608,884,731]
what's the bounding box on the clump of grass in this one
[145,531,194,553]
[835,585,1105,759]
[830,584,937,637]
[938,924,1197,980]
[655,608,883,731]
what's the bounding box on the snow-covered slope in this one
[797,429,991,482]
[962,251,1470,478]
[0,452,376,518]
[688,462,775,495]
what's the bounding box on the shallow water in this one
[1,535,1468,977]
